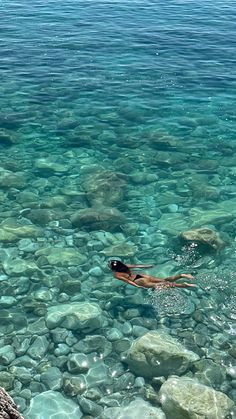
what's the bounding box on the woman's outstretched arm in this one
[126,264,154,269]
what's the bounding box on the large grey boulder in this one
[125,331,199,378]
[159,376,234,419]
[45,302,103,332]
[26,390,82,419]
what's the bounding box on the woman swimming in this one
[108,260,196,289]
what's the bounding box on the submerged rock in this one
[71,207,125,231]
[0,219,42,242]
[67,353,90,374]
[26,209,59,226]
[193,358,226,388]
[103,398,166,419]
[150,150,188,167]
[157,213,190,235]
[35,247,86,267]
[101,242,137,257]
[159,376,234,419]
[45,302,103,332]
[0,129,18,146]
[42,195,69,209]
[83,170,126,207]
[0,228,19,242]
[77,395,103,416]
[85,359,112,389]
[26,390,82,419]
[40,367,62,391]
[218,197,236,215]
[147,131,178,151]
[3,258,39,276]
[73,335,112,357]
[35,158,68,174]
[125,331,199,378]
[179,227,226,251]
[0,372,14,390]
[189,207,233,227]
[189,182,219,200]
[0,168,27,189]
[27,335,49,360]
[0,345,16,365]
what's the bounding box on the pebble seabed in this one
[1,136,236,418]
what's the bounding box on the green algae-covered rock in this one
[0,372,14,390]
[3,258,39,276]
[26,390,82,419]
[0,228,17,242]
[159,376,234,419]
[45,302,103,332]
[0,219,42,241]
[35,247,86,267]
[125,331,199,378]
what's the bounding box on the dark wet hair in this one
[108,260,130,273]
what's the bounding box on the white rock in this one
[25,390,82,418]
[45,302,103,332]
[125,330,199,378]
[159,376,234,419]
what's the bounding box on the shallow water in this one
[1,0,236,416]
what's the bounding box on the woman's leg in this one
[155,281,196,289]
[164,274,194,282]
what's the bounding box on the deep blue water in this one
[2,0,236,142]
[1,0,236,416]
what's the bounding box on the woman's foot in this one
[181,274,194,280]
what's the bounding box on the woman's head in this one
[108,260,130,273]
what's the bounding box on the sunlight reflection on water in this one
[146,287,195,316]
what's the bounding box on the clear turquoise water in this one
[1,0,236,416]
